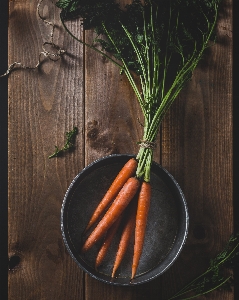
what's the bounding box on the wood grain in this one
[8,1,85,299]
[8,0,233,299]
[159,1,233,298]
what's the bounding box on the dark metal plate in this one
[61,154,189,286]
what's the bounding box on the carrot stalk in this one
[81,177,140,253]
[85,158,138,231]
[112,200,137,278]
[131,181,151,279]
[95,215,122,269]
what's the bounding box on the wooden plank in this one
[159,0,233,299]
[83,3,161,299]
[84,29,144,300]
[8,1,85,299]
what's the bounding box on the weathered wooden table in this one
[7,0,233,299]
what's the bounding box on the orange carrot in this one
[95,215,122,269]
[131,181,151,279]
[85,158,138,231]
[111,200,137,278]
[81,177,140,253]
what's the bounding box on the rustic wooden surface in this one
[7,0,233,299]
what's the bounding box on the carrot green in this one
[56,0,220,181]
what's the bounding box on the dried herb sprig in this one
[48,127,78,158]
[168,231,239,300]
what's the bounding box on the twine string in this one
[0,0,66,78]
[138,140,156,150]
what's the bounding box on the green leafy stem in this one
[48,126,78,158]
[57,0,220,182]
[167,231,239,300]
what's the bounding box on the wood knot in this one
[87,120,99,141]
[86,120,117,155]
[87,127,99,141]
[8,255,21,270]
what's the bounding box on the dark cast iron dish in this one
[61,154,189,286]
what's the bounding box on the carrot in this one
[95,215,122,269]
[111,200,137,278]
[81,177,140,253]
[85,158,138,231]
[131,181,151,279]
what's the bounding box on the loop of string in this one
[138,140,156,150]
[0,0,66,78]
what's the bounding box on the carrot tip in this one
[81,245,87,254]
[131,266,137,279]
[111,269,116,278]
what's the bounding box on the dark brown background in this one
[0,0,9,298]
[0,0,236,299]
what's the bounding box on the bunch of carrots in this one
[81,158,150,279]
[56,0,221,280]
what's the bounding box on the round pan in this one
[61,154,189,286]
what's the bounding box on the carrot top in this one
[57,0,221,182]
